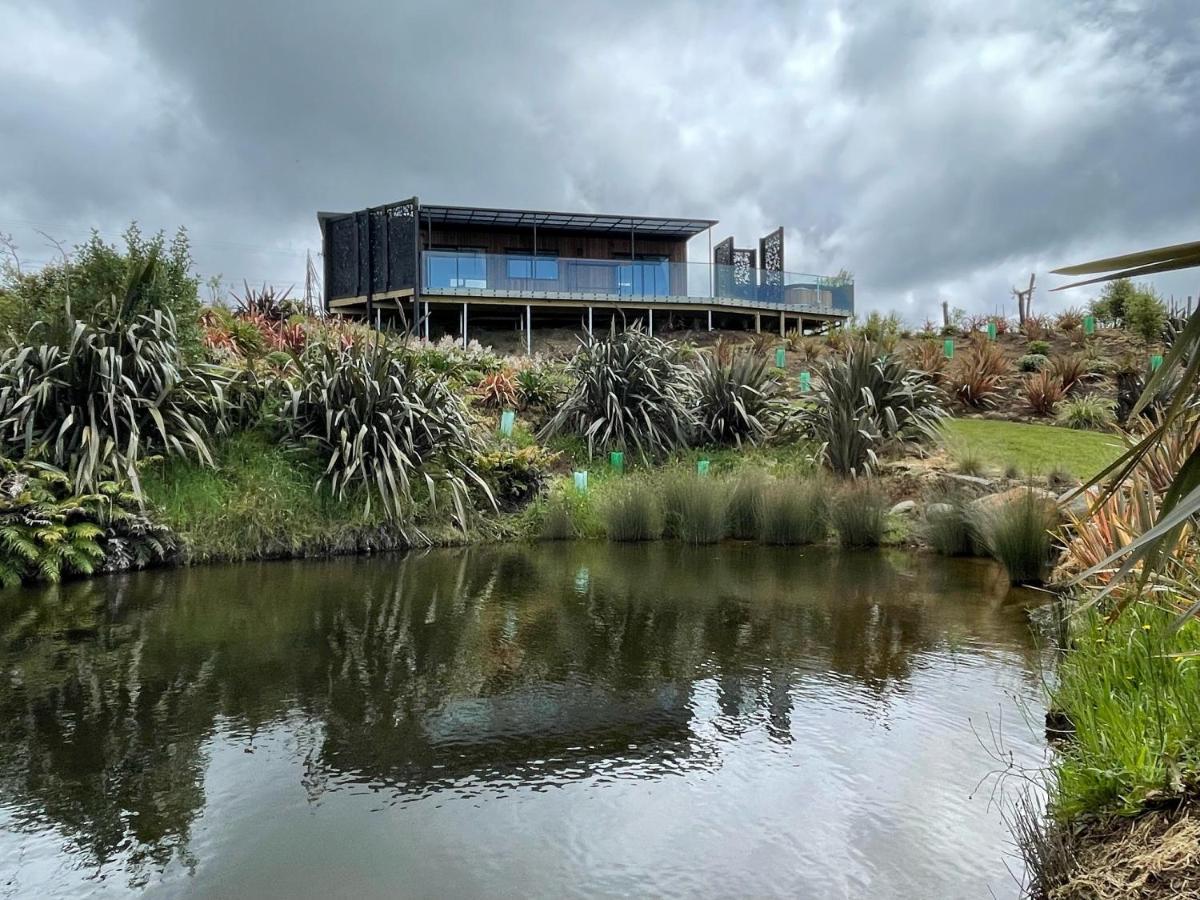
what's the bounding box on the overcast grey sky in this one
[2,0,1198,320]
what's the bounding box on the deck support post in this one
[587,306,593,337]
[707,310,712,332]
[755,312,761,333]
[462,302,468,350]
[424,302,431,340]
[525,304,532,355]
[780,312,785,337]
[648,308,654,336]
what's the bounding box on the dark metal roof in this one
[419,203,718,238]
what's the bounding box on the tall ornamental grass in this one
[661,472,727,544]
[973,489,1058,585]
[602,480,662,542]
[830,479,888,547]
[759,477,829,545]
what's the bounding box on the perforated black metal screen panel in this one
[322,197,419,305]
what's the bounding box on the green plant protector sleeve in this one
[943,339,954,359]
[799,371,811,392]
[1084,315,1096,335]
[574,470,588,493]
[609,451,624,473]
[1151,354,1164,371]
[499,410,516,436]
[987,321,997,340]
[775,346,786,368]
[697,459,710,476]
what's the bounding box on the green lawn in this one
[940,418,1123,480]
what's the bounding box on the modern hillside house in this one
[318,196,853,349]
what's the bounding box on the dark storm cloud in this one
[2,0,1199,314]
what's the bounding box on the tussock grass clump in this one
[601,480,662,542]
[953,446,989,477]
[759,477,828,545]
[661,473,727,544]
[973,488,1058,584]
[539,496,576,541]
[830,480,888,547]
[922,495,976,556]
[726,470,768,540]
[1056,395,1116,431]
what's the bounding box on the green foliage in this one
[538,494,577,541]
[923,495,976,556]
[693,351,789,447]
[1026,339,1051,356]
[1123,285,1167,342]
[474,445,556,510]
[800,340,946,476]
[515,365,562,409]
[1017,353,1049,372]
[1056,395,1116,431]
[726,470,768,539]
[660,472,727,544]
[0,460,175,587]
[758,477,828,545]
[142,431,397,563]
[1090,277,1136,324]
[601,478,663,542]
[973,489,1057,585]
[1050,607,1200,819]
[476,369,518,409]
[0,279,228,496]
[540,325,696,460]
[829,480,888,548]
[0,224,201,352]
[285,339,488,531]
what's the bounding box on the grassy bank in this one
[941,418,1121,479]
[141,432,411,562]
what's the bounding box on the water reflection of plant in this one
[0,546,1040,882]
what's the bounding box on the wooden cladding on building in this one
[420,225,688,263]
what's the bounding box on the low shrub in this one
[759,477,828,545]
[905,340,948,381]
[973,489,1057,585]
[515,365,560,408]
[473,445,556,510]
[726,470,768,539]
[1049,353,1088,393]
[601,479,663,542]
[477,369,519,409]
[1055,307,1084,333]
[830,480,888,548]
[947,341,1010,408]
[1123,286,1167,342]
[0,461,175,587]
[1024,370,1066,416]
[1027,339,1051,356]
[1018,353,1049,373]
[1056,395,1116,431]
[661,473,727,544]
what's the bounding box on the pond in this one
[0,544,1049,899]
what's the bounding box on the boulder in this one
[889,499,918,517]
[971,486,1058,517]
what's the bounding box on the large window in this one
[426,250,487,289]
[505,254,559,281]
[616,256,670,297]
